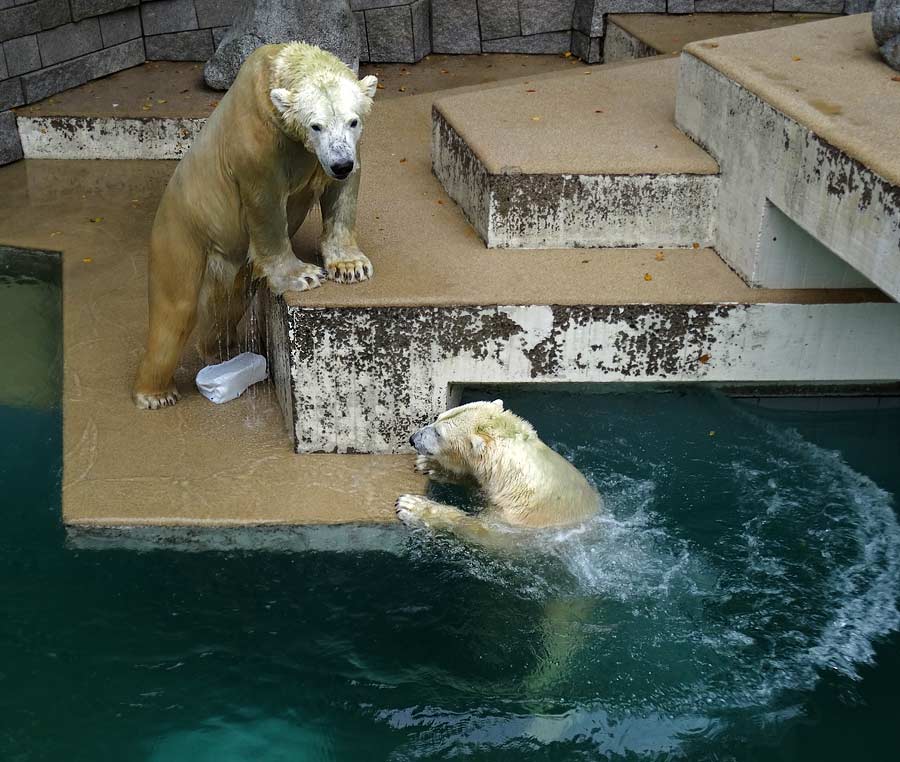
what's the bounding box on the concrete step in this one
[604,11,840,63]
[676,14,900,300]
[432,56,720,250]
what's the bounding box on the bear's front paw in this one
[133,384,180,410]
[395,494,431,526]
[414,454,439,476]
[265,262,327,296]
[325,252,373,284]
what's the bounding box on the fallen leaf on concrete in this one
[180,89,189,94]
[530,116,541,121]
[209,99,219,107]
[376,83,385,89]
[398,86,407,92]
[526,89,537,93]
[141,104,151,111]
[644,273,653,281]
[399,158,407,163]
[594,109,604,113]
[893,76,900,82]
[655,251,665,261]
[89,217,103,223]
[82,258,93,264]
[692,242,700,249]
[563,51,572,58]
[699,353,710,364]
[791,56,801,62]
[49,231,62,237]
[156,99,167,104]
[436,199,444,205]
[440,68,449,74]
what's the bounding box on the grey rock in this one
[694,0,773,10]
[146,29,215,60]
[140,0,198,37]
[71,0,138,22]
[667,0,695,12]
[350,0,412,8]
[3,35,40,76]
[482,30,571,54]
[38,18,103,67]
[845,0,876,11]
[0,110,23,166]
[874,0,900,70]
[366,4,414,62]
[0,5,40,43]
[520,0,575,36]
[0,77,24,111]
[204,0,359,90]
[411,0,430,60]
[0,0,14,10]
[774,1,842,9]
[194,0,243,28]
[479,0,521,41]
[36,0,72,29]
[573,0,603,37]
[99,8,142,47]
[22,38,143,102]
[0,46,6,78]
[432,0,480,53]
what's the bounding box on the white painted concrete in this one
[267,299,900,454]
[676,52,900,300]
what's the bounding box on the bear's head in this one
[410,400,537,476]
[270,44,378,181]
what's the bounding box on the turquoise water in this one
[2,271,900,760]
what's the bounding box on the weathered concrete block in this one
[519,0,575,36]
[667,0,695,12]
[99,7,142,47]
[479,0,521,40]
[774,1,842,9]
[603,20,658,62]
[146,29,215,60]
[845,0,876,11]
[205,0,358,90]
[873,0,900,71]
[38,18,103,67]
[3,34,41,76]
[354,10,368,61]
[193,0,242,28]
[0,109,23,165]
[412,0,430,60]
[482,31,571,53]
[350,0,412,8]
[431,0,480,53]
[22,38,144,102]
[570,30,602,62]
[0,47,6,78]
[71,0,138,22]
[0,77,24,110]
[572,0,604,36]
[693,0,773,10]
[676,52,900,298]
[366,4,414,62]
[36,0,72,29]
[140,0,199,37]
[0,4,40,43]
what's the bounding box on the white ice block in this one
[195,352,268,404]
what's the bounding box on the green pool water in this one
[2,264,900,761]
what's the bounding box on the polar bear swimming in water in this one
[396,400,601,540]
[134,42,378,409]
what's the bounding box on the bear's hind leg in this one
[194,258,252,363]
[133,232,205,409]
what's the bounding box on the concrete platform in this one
[676,13,900,299]
[0,159,426,529]
[14,54,582,160]
[432,56,720,249]
[604,12,839,63]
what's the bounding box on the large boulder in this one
[204,0,360,90]
[874,0,900,71]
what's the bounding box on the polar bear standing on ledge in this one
[133,43,377,409]
[396,401,602,539]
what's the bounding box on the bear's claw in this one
[325,253,373,284]
[134,387,180,410]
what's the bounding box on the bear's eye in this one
[311,124,322,132]
[349,119,359,128]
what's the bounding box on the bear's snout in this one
[409,426,439,456]
[330,160,354,179]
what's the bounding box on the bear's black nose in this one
[331,160,354,178]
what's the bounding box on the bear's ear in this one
[491,399,504,410]
[270,88,295,115]
[359,75,378,99]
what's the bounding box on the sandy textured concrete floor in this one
[685,13,900,188]
[608,12,837,55]
[434,56,718,176]
[15,53,582,119]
